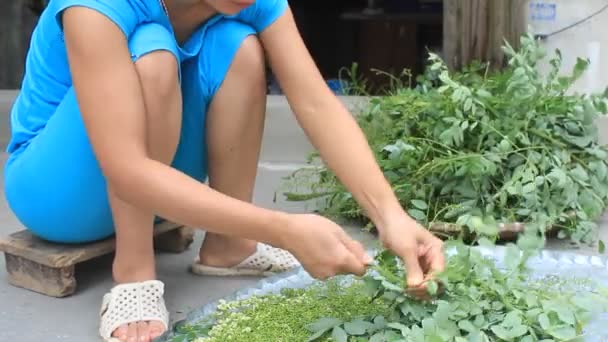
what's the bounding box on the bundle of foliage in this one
[318,244,608,341]
[283,33,608,245]
[170,241,608,342]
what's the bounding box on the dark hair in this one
[28,0,47,16]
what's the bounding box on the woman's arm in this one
[62,7,289,247]
[259,8,405,230]
[260,8,445,288]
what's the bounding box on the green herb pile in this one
[283,33,608,245]
[171,281,392,342]
[170,241,608,342]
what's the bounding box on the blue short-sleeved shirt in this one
[6,0,287,154]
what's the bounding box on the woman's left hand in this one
[377,212,445,292]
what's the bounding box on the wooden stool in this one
[0,221,195,298]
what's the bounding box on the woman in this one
[4,0,445,341]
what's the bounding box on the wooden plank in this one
[4,254,76,298]
[0,221,182,268]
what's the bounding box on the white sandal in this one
[99,280,170,341]
[190,243,301,276]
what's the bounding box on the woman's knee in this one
[128,22,180,101]
[230,36,266,91]
[134,50,180,100]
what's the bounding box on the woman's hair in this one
[28,0,47,16]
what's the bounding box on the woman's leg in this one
[109,48,181,342]
[111,49,182,284]
[198,35,268,267]
[5,22,181,342]
[177,19,292,269]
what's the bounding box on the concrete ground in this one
[0,90,606,341]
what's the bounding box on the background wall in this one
[0,0,443,94]
[0,0,39,89]
[527,0,608,95]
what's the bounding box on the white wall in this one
[527,0,608,95]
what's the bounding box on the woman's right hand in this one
[282,214,373,280]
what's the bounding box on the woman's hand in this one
[377,212,445,290]
[283,214,373,280]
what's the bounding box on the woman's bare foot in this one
[109,262,167,342]
[198,232,258,267]
[111,322,165,342]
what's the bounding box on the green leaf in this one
[570,165,589,182]
[510,325,529,338]
[381,280,404,292]
[522,183,536,194]
[332,326,348,342]
[373,316,387,330]
[538,313,551,330]
[411,199,428,210]
[387,322,410,335]
[408,209,427,221]
[474,315,486,328]
[427,281,439,296]
[599,240,606,254]
[464,98,473,112]
[520,336,535,342]
[524,293,538,307]
[458,320,477,333]
[548,326,577,340]
[503,311,522,327]
[490,325,512,340]
[363,278,382,297]
[308,328,330,341]
[477,237,495,247]
[565,134,592,148]
[505,244,523,270]
[555,307,575,325]
[572,57,590,80]
[369,332,386,342]
[306,317,342,336]
[547,168,567,186]
[344,320,373,335]
[426,335,446,342]
[492,301,505,311]
[516,208,531,216]
[422,318,437,335]
[170,335,188,342]
[477,89,492,98]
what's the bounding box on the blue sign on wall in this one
[529,2,557,21]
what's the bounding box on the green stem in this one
[529,128,568,148]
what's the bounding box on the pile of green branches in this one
[283,33,608,246]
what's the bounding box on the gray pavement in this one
[0,90,606,341]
